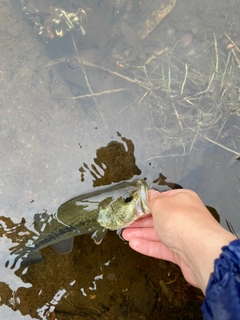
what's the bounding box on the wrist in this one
[184,225,237,293]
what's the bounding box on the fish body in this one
[7,179,149,268]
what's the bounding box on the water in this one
[0,0,239,318]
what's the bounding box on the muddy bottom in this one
[10,233,203,320]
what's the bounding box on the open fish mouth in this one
[135,181,150,217]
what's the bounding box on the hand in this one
[122,189,236,293]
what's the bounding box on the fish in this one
[6,179,150,268]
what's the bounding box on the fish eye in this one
[123,193,133,203]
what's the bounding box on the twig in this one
[171,102,183,130]
[213,33,219,73]
[215,112,231,140]
[138,88,151,104]
[70,33,97,105]
[221,51,231,88]
[225,33,240,52]
[181,63,188,95]
[203,136,240,156]
[45,57,149,89]
[145,47,169,65]
[54,88,127,100]
[193,72,215,96]
[224,33,240,67]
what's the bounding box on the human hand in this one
[122,189,236,293]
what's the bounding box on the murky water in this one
[0,0,239,319]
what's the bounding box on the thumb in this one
[149,188,187,200]
[148,189,160,198]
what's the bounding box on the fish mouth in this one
[135,183,150,216]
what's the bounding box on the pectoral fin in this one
[91,228,108,245]
[51,238,74,254]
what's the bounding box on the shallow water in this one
[0,0,240,319]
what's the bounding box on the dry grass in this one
[45,33,240,158]
[135,33,240,158]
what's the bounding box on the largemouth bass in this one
[6,179,149,268]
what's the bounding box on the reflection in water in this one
[37,287,67,320]
[0,217,32,290]
[79,133,141,186]
[153,172,183,190]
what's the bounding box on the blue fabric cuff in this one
[201,239,240,320]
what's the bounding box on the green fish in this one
[6,179,149,268]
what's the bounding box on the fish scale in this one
[5,179,150,269]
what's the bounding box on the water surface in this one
[0,0,239,319]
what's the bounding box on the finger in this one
[129,238,176,264]
[148,188,185,199]
[122,227,159,242]
[126,214,153,228]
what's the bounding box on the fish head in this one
[97,179,150,230]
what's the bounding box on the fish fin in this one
[5,251,44,269]
[20,251,44,267]
[91,228,108,245]
[34,213,42,224]
[33,211,50,230]
[51,238,74,254]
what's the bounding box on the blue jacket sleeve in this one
[201,239,240,320]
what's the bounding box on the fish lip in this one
[135,182,150,216]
